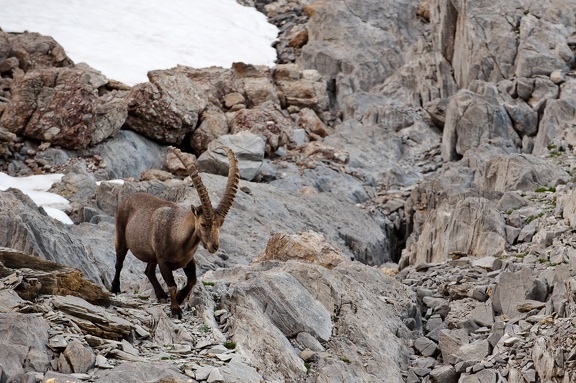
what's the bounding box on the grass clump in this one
[224,341,236,349]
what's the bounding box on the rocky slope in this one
[1,0,576,382]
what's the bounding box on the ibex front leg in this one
[176,260,197,304]
[158,263,182,319]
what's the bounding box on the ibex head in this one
[170,146,240,254]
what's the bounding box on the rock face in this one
[208,260,417,383]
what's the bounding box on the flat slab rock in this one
[51,295,133,340]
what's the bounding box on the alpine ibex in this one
[112,146,240,318]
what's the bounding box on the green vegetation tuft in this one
[535,185,555,193]
[202,280,215,286]
[198,324,211,334]
[224,341,236,349]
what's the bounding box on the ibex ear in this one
[191,205,203,217]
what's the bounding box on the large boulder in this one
[515,13,574,78]
[411,196,507,265]
[0,64,127,149]
[209,261,417,382]
[124,68,208,145]
[533,98,576,155]
[197,132,265,181]
[229,100,297,156]
[441,87,519,162]
[253,231,348,269]
[474,153,570,192]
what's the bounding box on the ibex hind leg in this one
[145,262,169,303]
[111,239,128,294]
[177,260,197,304]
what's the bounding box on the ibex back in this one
[112,146,240,318]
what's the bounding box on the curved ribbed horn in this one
[215,147,240,219]
[169,147,214,225]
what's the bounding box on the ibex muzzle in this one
[112,146,240,319]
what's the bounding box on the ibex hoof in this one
[155,291,169,303]
[171,307,183,320]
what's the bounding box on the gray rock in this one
[413,197,506,265]
[518,218,539,243]
[471,300,494,328]
[52,295,133,340]
[0,289,24,313]
[0,313,50,381]
[81,130,166,179]
[438,329,469,364]
[430,364,458,383]
[497,192,527,212]
[296,331,326,352]
[471,257,502,271]
[93,362,192,383]
[415,336,439,357]
[43,371,85,383]
[442,88,518,162]
[505,225,522,245]
[516,13,573,78]
[459,369,497,383]
[457,339,490,363]
[198,132,265,181]
[60,339,95,373]
[207,368,224,382]
[475,154,569,192]
[492,268,539,318]
[300,0,425,108]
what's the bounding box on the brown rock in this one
[253,231,348,269]
[0,247,111,305]
[229,100,297,156]
[289,29,309,49]
[0,64,124,149]
[2,31,74,72]
[125,69,207,145]
[190,105,230,153]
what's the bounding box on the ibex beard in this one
[111,146,240,319]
